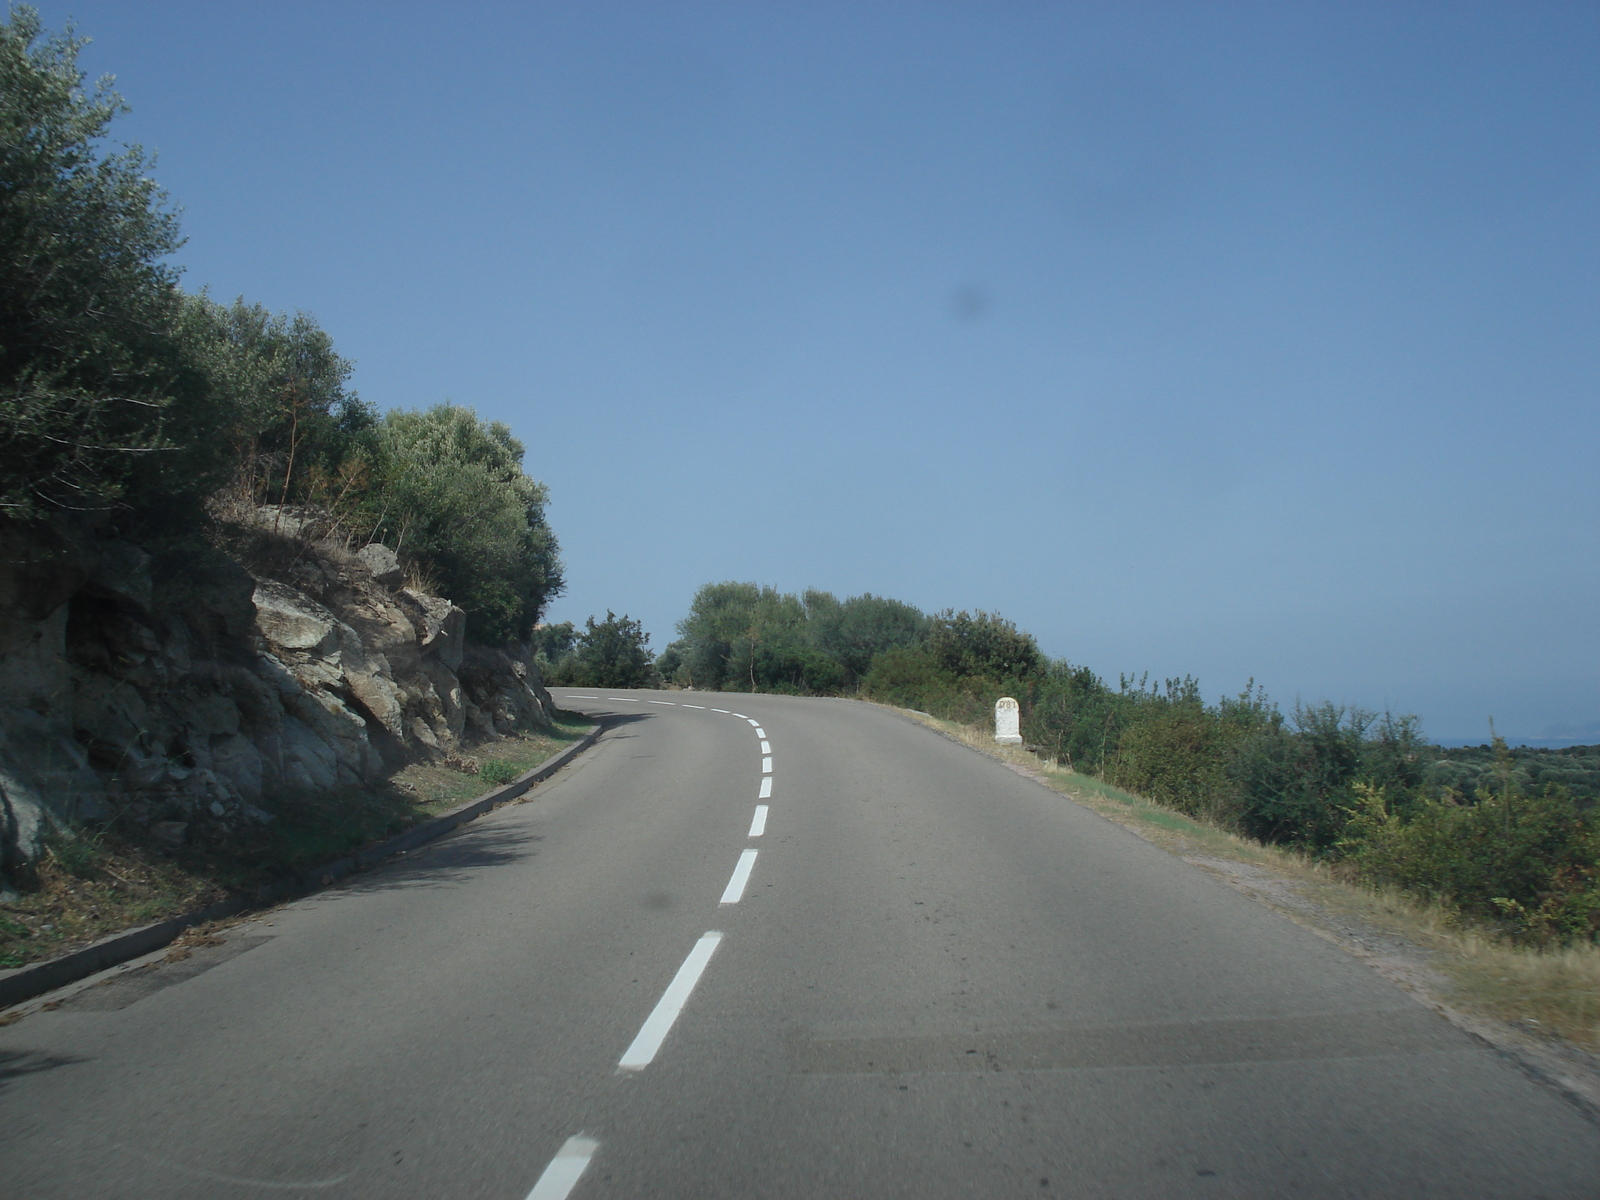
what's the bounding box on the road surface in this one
[2,688,1596,1198]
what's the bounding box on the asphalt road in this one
[2,688,1597,1198]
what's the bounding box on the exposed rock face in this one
[0,515,556,875]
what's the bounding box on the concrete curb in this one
[0,722,604,1011]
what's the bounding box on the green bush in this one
[479,760,521,787]
[860,645,959,711]
[360,404,563,643]
[1341,755,1600,944]
[1106,705,1231,819]
[1019,664,1131,774]
[925,609,1042,682]
[546,611,654,688]
[807,591,929,681]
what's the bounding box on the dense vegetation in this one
[536,611,654,688]
[0,9,561,640]
[665,580,1600,944]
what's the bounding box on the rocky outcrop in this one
[0,514,555,875]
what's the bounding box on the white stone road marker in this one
[994,696,1023,745]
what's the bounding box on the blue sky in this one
[36,2,1598,743]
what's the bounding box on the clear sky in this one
[35,1,1598,744]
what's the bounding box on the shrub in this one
[361,404,563,642]
[925,609,1042,682]
[1226,703,1377,850]
[653,641,686,686]
[479,760,521,787]
[809,591,929,681]
[1341,760,1600,944]
[860,645,959,711]
[1106,705,1231,819]
[1020,664,1127,774]
[549,611,654,688]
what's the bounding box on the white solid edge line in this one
[682,704,706,709]
[761,756,773,774]
[758,776,772,799]
[618,932,724,1071]
[759,740,771,754]
[719,849,759,904]
[524,1136,599,1200]
[749,805,768,836]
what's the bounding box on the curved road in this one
[1,688,1596,1198]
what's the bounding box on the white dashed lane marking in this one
[720,849,759,904]
[759,740,771,754]
[749,806,768,837]
[761,757,772,774]
[618,932,724,1071]
[759,776,772,799]
[524,1136,599,1200]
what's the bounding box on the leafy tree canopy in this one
[363,403,562,643]
[0,5,185,516]
[548,611,653,689]
[924,609,1042,682]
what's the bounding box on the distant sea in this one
[1433,722,1599,751]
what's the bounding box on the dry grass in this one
[0,839,226,971]
[387,716,593,816]
[892,704,1600,1054]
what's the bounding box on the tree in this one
[924,609,1042,682]
[172,293,371,512]
[362,403,563,642]
[814,592,928,680]
[0,6,186,517]
[530,621,577,666]
[674,581,804,691]
[553,611,653,688]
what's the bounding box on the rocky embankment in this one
[0,512,556,879]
